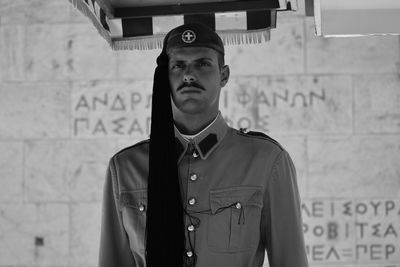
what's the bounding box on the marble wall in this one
[0,0,399,266]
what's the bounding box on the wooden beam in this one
[114,0,279,18]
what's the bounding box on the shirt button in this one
[192,150,199,158]
[187,225,195,232]
[188,198,196,206]
[138,205,145,212]
[190,174,198,181]
[235,202,242,209]
[186,251,193,258]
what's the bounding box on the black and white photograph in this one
[0,0,399,267]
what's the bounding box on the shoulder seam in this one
[113,139,150,157]
[109,157,120,200]
[266,149,286,186]
[236,130,283,150]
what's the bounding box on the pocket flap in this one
[120,189,147,209]
[209,186,263,214]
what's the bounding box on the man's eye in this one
[199,62,211,67]
[170,64,183,70]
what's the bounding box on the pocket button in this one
[188,198,196,206]
[190,174,198,181]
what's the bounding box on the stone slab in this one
[0,82,70,139]
[308,135,400,198]
[0,26,25,81]
[219,77,260,131]
[67,23,117,80]
[301,199,400,265]
[0,203,69,266]
[354,74,400,134]
[354,199,400,263]
[0,142,23,202]
[70,203,102,266]
[302,199,356,263]
[0,0,73,25]
[25,23,117,81]
[220,75,353,135]
[24,140,117,202]
[225,17,304,76]
[116,49,161,80]
[72,80,153,138]
[305,18,400,74]
[25,24,70,81]
[264,197,400,266]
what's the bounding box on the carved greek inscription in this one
[233,88,326,108]
[72,86,328,137]
[302,199,400,265]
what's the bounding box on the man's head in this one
[163,23,230,117]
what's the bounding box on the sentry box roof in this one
[68,0,297,50]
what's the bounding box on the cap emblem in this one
[182,30,196,43]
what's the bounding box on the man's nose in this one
[183,66,196,83]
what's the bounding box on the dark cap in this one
[164,23,224,55]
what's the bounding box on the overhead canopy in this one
[313,0,400,37]
[68,0,297,50]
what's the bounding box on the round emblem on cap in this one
[182,30,196,43]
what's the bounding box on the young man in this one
[99,23,308,267]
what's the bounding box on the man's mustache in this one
[177,82,205,91]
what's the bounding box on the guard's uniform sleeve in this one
[261,149,309,267]
[98,158,136,267]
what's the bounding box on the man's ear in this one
[220,65,230,87]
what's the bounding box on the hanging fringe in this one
[68,0,273,51]
[94,0,114,18]
[67,0,113,47]
[111,30,271,50]
[112,35,165,50]
[219,30,271,46]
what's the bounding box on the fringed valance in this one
[68,0,298,50]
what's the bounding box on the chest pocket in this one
[120,190,147,252]
[207,186,263,253]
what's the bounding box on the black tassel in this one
[146,49,185,266]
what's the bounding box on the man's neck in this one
[174,111,219,135]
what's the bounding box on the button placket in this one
[185,142,202,265]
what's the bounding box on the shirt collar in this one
[174,112,228,162]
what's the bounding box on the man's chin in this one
[175,102,206,115]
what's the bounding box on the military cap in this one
[164,23,224,55]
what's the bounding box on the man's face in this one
[168,46,229,116]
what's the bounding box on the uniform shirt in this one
[99,114,309,267]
